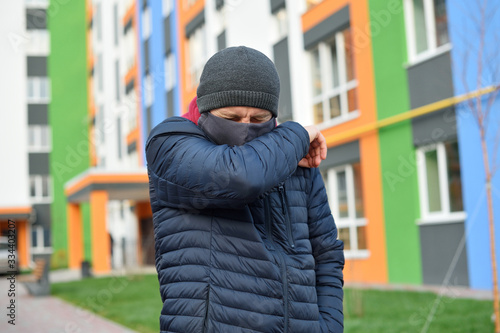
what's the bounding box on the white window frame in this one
[113,3,120,46]
[25,30,50,55]
[272,7,288,44]
[95,2,102,41]
[324,164,369,259]
[162,0,174,16]
[310,30,359,129]
[29,175,52,203]
[142,7,152,40]
[144,74,154,107]
[96,53,103,93]
[185,0,198,9]
[31,225,52,254]
[27,77,50,103]
[403,0,451,65]
[187,24,207,89]
[416,142,466,224]
[28,125,51,152]
[124,26,136,72]
[96,104,106,145]
[127,91,137,131]
[305,0,322,11]
[164,53,177,91]
[213,2,226,37]
[25,0,49,8]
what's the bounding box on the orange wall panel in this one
[302,0,348,32]
[17,221,29,269]
[90,190,110,273]
[316,0,377,142]
[305,0,387,284]
[178,0,205,113]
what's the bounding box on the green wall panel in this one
[379,124,421,284]
[369,0,422,284]
[48,0,90,268]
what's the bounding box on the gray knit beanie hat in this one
[196,46,280,117]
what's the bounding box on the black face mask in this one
[198,112,276,146]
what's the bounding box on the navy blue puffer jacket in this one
[146,117,344,333]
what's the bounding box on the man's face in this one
[211,107,273,124]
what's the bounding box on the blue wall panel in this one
[172,0,181,116]
[448,0,500,290]
[150,0,167,127]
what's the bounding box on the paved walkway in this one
[0,274,140,333]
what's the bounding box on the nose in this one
[239,116,251,124]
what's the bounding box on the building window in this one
[273,7,288,41]
[25,0,49,7]
[184,0,198,9]
[115,59,121,101]
[96,105,105,144]
[113,3,119,46]
[95,3,102,41]
[29,175,51,203]
[142,7,152,40]
[127,92,137,131]
[26,8,47,30]
[144,74,154,107]
[31,225,51,252]
[322,163,368,258]
[162,0,174,16]
[25,29,50,55]
[404,0,450,63]
[164,53,176,91]
[28,125,51,152]
[97,53,103,92]
[305,0,323,11]
[27,77,50,103]
[187,24,207,89]
[124,24,136,71]
[310,27,358,127]
[117,116,123,160]
[417,141,464,223]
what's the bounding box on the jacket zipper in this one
[264,195,289,332]
[264,196,275,249]
[278,185,295,249]
[278,251,289,333]
[203,286,211,331]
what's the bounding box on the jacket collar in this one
[145,117,207,151]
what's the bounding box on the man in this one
[146,46,344,333]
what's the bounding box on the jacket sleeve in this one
[307,168,345,333]
[146,120,309,210]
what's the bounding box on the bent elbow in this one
[225,174,267,203]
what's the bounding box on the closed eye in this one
[224,116,241,122]
[251,116,272,123]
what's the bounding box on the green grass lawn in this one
[344,288,493,333]
[51,274,162,333]
[52,275,494,333]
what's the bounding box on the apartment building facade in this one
[49,0,152,273]
[173,0,500,290]
[4,0,498,291]
[0,0,52,270]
